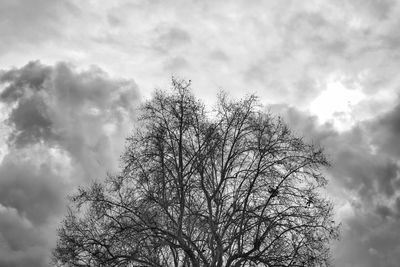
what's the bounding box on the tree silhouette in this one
[53,79,339,267]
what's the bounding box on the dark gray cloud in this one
[1,61,139,174]
[0,61,140,267]
[368,102,400,158]
[271,99,400,267]
[0,61,52,101]
[7,96,54,147]
[0,154,66,225]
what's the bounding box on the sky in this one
[0,0,400,266]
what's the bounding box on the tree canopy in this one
[53,79,339,267]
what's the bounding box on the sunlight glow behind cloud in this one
[310,75,366,131]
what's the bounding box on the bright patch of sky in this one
[310,74,366,131]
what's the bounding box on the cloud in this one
[368,103,400,158]
[1,61,139,172]
[0,148,72,225]
[0,204,50,267]
[2,0,400,119]
[163,56,190,72]
[154,27,192,53]
[0,0,77,50]
[271,99,400,267]
[0,61,140,267]
[1,1,400,266]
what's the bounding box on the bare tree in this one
[53,79,339,267]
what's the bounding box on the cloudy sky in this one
[1,0,400,266]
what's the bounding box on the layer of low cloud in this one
[0,61,139,267]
